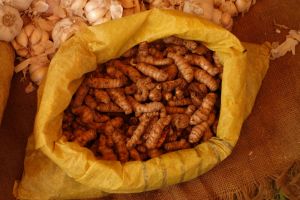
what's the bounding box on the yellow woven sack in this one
[14,9,270,199]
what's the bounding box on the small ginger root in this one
[125,84,138,95]
[166,106,186,114]
[112,129,129,162]
[185,104,197,116]
[156,126,169,148]
[72,83,89,107]
[73,129,97,146]
[190,92,203,107]
[126,115,151,149]
[164,139,190,151]
[85,95,97,109]
[194,69,219,91]
[129,148,142,161]
[113,60,143,83]
[163,64,178,80]
[137,55,173,66]
[188,82,208,98]
[148,149,163,158]
[87,77,127,89]
[167,52,194,82]
[174,88,185,100]
[189,122,209,143]
[135,63,168,82]
[163,36,198,51]
[165,45,188,55]
[162,78,187,92]
[190,93,217,125]
[148,47,164,58]
[94,89,111,104]
[108,88,132,114]
[135,77,156,102]
[207,111,216,126]
[128,96,165,116]
[185,54,220,76]
[146,115,172,149]
[149,84,162,102]
[172,114,190,129]
[96,102,123,112]
[168,98,192,106]
[98,135,117,160]
[138,41,149,57]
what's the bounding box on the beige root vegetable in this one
[185,54,221,76]
[162,78,187,92]
[164,139,190,151]
[190,93,217,125]
[146,115,172,149]
[167,52,194,82]
[98,134,117,160]
[134,77,155,102]
[96,102,123,112]
[137,55,173,66]
[126,115,151,149]
[86,77,127,88]
[163,64,178,81]
[0,5,23,42]
[149,84,162,102]
[172,114,190,129]
[113,60,143,83]
[168,98,192,106]
[94,89,111,104]
[189,122,209,143]
[166,106,186,114]
[128,96,165,116]
[112,129,129,162]
[194,69,219,91]
[108,88,132,114]
[135,63,168,82]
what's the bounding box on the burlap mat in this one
[0,0,299,199]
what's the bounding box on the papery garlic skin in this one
[1,0,33,11]
[30,64,48,85]
[0,5,23,42]
[31,0,49,14]
[183,0,214,20]
[219,1,237,17]
[84,0,110,25]
[52,17,86,48]
[12,23,53,57]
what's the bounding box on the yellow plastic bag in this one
[14,9,270,199]
[0,42,14,125]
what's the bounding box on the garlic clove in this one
[110,0,123,19]
[84,1,99,13]
[30,28,43,45]
[30,66,48,85]
[31,42,46,55]
[41,30,49,42]
[86,8,108,24]
[15,29,28,47]
[221,12,233,30]
[32,0,49,13]
[0,5,23,42]
[24,24,35,36]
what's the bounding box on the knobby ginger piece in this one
[98,135,117,160]
[127,116,151,149]
[146,115,172,149]
[108,88,132,114]
[167,52,194,82]
[135,63,168,82]
[164,139,190,151]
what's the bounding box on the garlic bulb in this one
[1,0,33,11]
[60,0,87,17]
[29,63,48,85]
[31,0,49,15]
[220,1,238,16]
[84,0,110,25]
[11,23,53,57]
[212,8,222,25]
[183,0,214,20]
[52,17,87,48]
[0,5,23,42]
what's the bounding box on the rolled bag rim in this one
[34,9,248,193]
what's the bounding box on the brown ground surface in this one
[0,0,299,199]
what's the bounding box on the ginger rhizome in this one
[62,36,222,162]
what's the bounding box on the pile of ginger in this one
[62,36,223,162]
